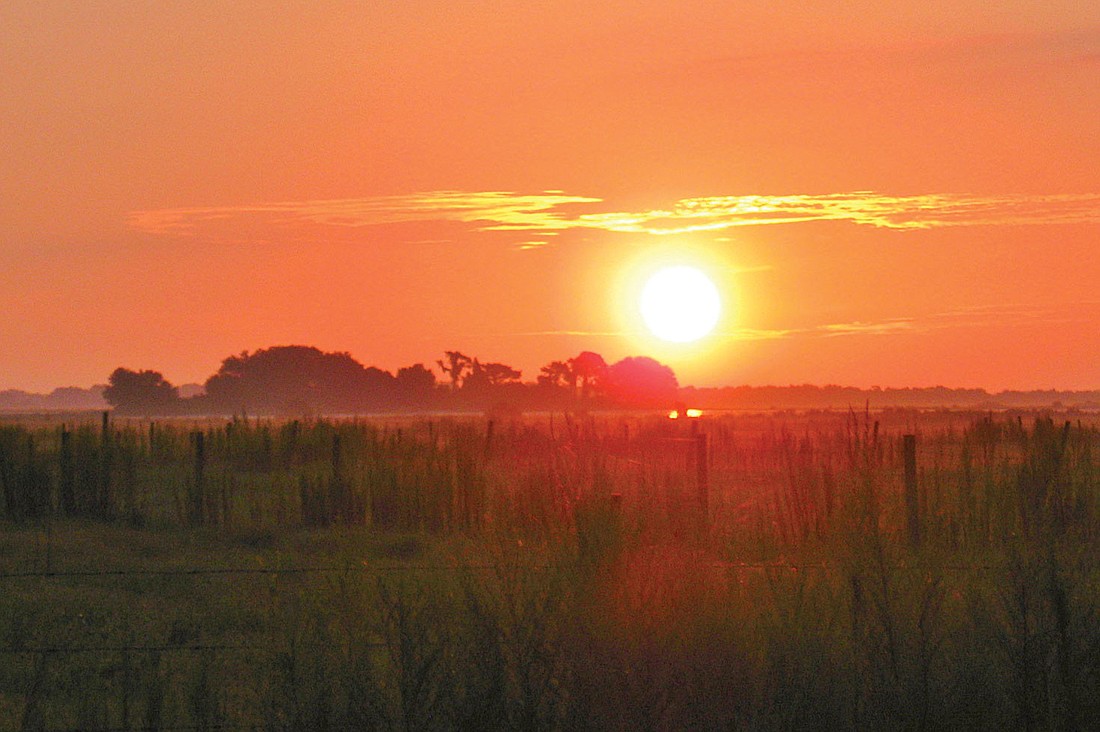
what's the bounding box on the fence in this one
[2,412,1097,730]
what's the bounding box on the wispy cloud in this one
[717,327,796,341]
[129,190,1100,239]
[714,321,913,342]
[460,330,634,339]
[728,264,775,275]
[127,191,600,236]
[720,302,1100,343]
[567,192,1100,234]
[819,319,916,337]
[451,302,1100,343]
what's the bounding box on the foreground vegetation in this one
[1,410,1099,730]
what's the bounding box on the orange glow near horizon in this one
[1,2,1098,392]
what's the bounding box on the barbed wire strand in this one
[0,560,1001,580]
[0,642,387,655]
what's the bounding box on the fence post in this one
[99,410,112,519]
[484,420,495,460]
[903,434,919,548]
[59,427,74,516]
[191,431,205,525]
[331,431,347,524]
[695,433,709,530]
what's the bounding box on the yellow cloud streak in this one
[564,193,1100,234]
[129,191,1100,237]
[715,303,1100,343]
[127,191,600,236]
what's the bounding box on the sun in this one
[639,265,721,343]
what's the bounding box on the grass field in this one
[2,410,1099,730]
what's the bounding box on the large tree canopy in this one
[602,356,679,408]
[204,345,395,414]
[568,351,607,401]
[395,363,436,401]
[103,368,180,414]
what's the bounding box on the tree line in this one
[104,345,679,416]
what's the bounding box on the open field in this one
[2,410,1100,730]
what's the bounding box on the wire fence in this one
[9,725,372,732]
[0,540,1074,732]
[0,416,1080,729]
[0,559,1007,583]
[0,553,1032,732]
[0,644,263,656]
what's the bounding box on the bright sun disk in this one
[639,265,721,343]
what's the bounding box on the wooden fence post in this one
[903,434,919,548]
[610,492,623,524]
[331,431,348,524]
[695,433,709,530]
[59,427,74,516]
[484,420,495,460]
[99,410,112,519]
[191,431,205,525]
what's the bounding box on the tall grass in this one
[2,410,1100,729]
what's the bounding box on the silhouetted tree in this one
[603,356,679,408]
[464,359,522,394]
[436,351,472,392]
[537,360,574,389]
[203,345,394,414]
[481,361,521,386]
[568,351,607,401]
[395,363,437,403]
[103,368,180,414]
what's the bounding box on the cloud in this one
[713,321,914,342]
[570,192,1100,234]
[129,190,1100,239]
[718,302,1100,343]
[714,327,795,341]
[449,302,1100,343]
[819,319,916,337]
[127,191,600,236]
[507,330,630,337]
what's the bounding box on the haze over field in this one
[2,2,1098,392]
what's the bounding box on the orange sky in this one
[2,2,1098,392]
